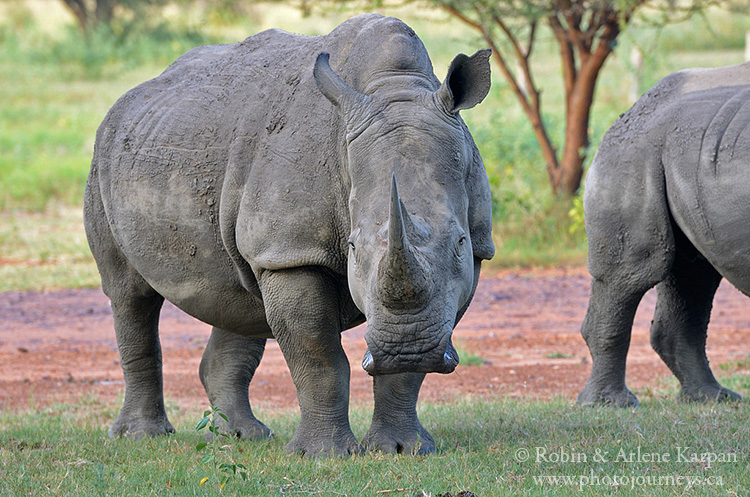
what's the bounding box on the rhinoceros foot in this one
[577,383,639,408]
[230,417,273,440]
[108,412,175,440]
[283,429,362,458]
[203,413,272,441]
[679,384,742,403]
[362,422,436,455]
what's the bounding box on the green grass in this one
[719,358,750,372]
[454,341,485,367]
[0,207,99,292]
[2,388,750,496]
[2,4,750,290]
[545,352,575,360]
[1,8,748,497]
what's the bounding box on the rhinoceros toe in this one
[577,384,639,408]
[679,384,742,403]
[205,415,272,441]
[108,415,175,440]
[362,424,436,455]
[284,434,363,458]
[234,420,273,440]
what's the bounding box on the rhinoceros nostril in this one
[362,349,375,373]
[442,342,459,373]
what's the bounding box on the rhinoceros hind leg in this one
[86,166,174,438]
[260,268,360,458]
[199,328,271,440]
[362,372,435,455]
[578,151,675,407]
[108,291,175,439]
[577,279,653,408]
[650,240,742,403]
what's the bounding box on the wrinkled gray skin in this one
[579,62,750,407]
[84,14,494,456]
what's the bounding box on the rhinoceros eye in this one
[456,234,468,258]
[348,229,360,253]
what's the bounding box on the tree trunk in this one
[555,64,597,196]
[61,0,91,33]
[547,9,619,196]
[96,0,116,27]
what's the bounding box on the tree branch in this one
[61,0,90,32]
[491,14,541,111]
[440,4,483,31]
[557,0,589,56]
[440,2,560,183]
[442,4,530,110]
[548,15,576,107]
[526,20,537,58]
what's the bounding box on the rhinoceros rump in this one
[84,14,494,456]
[578,62,750,407]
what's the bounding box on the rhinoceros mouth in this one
[362,328,458,375]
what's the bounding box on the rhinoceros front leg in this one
[199,328,272,439]
[362,372,435,454]
[109,293,175,438]
[259,268,360,457]
[650,251,742,403]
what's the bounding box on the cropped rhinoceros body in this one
[579,62,750,407]
[84,14,494,455]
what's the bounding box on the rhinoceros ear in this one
[314,52,371,118]
[436,49,492,114]
[468,142,495,261]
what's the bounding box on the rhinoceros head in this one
[314,49,494,375]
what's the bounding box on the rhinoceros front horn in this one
[379,174,430,305]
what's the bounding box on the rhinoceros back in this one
[588,62,750,295]
[660,74,750,294]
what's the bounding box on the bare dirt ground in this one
[2,268,749,412]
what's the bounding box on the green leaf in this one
[196,417,210,431]
[195,441,208,452]
[218,413,229,422]
[201,454,215,464]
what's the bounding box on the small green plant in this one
[195,406,248,490]
[567,194,585,236]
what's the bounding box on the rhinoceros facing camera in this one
[84,14,494,456]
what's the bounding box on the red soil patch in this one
[2,268,749,412]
